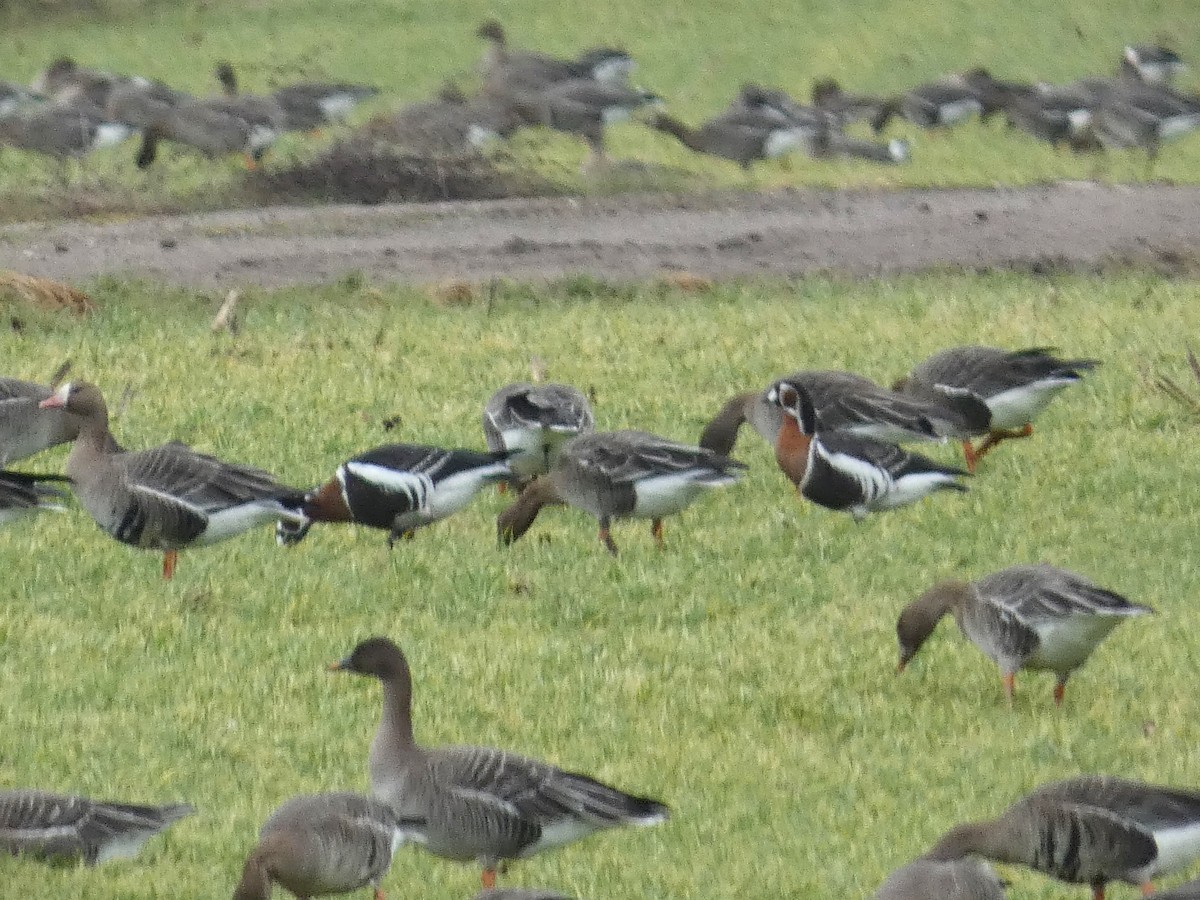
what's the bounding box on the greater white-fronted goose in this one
[0,789,193,865]
[648,110,810,169]
[1122,46,1187,85]
[135,99,279,169]
[358,84,526,155]
[926,776,1200,899]
[216,62,379,133]
[0,470,68,525]
[233,792,423,900]
[873,857,1007,899]
[496,429,746,554]
[765,380,968,521]
[896,563,1151,706]
[475,890,574,900]
[699,370,991,457]
[483,380,594,484]
[276,444,513,547]
[40,380,306,579]
[0,374,83,464]
[0,104,133,159]
[873,74,986,132]
[894,346,1099,470]
[810,78,892,129]
[30,57,117,104]
[477,20,634,94]
[331,637,669,889]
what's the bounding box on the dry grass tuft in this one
[656,271,715,294]
[429,278,478,307]
[0,271,97,315]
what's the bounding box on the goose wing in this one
[576,431,744,485]
[980,565,1149,623]
[1035,777,1200,832]
[1016,792,1158,885]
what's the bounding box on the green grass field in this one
[1,0,1199,219]
[2,271,1200,897]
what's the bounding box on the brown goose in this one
[135,99,279,169]
[496,429,746,554]
[0,104,133,159]
[0,374,83,465]
[0,789,193,865]
[483,380,594,484]
[40,381,306,579]
[926,776,1200,899]
[477,21,634,94]
[216,62,379,133]
[897,564,1151,706]
[647,110,809,169]
[893,346,1099,471]
[873,857,1007,899]
[699,370,990,457]
[331,637,669,889]
[233,792,423,900]
[0,470,68,525]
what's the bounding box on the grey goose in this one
[216,62,379,133]
[647,110,810,169]
[0,469,68,525]
[893,346,1099,471]
[475,891,575,900]
[0,104,133,159]
[40,380,306,579]
[275,443,514,547]
[331,637,669,889]
[810,78,892,129]
[873,857,1007,899]
[483,381,595,484]
[358,84,525,155]
[896,564,1151,706]
[1122,46,1187,85]
[926,776,1200,898]
[698,369,991,457]
[872,72,989,132]
[765,380,968,521]
[0,80,44,116]
[233,792,424,900]
[477,20,634,94]
[0,374,83,465]
[496,429,746,554]
[0,789,192,865]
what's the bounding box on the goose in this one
[896,563,1151,706]
[275,443,514,547]
[0,470,69,525]
[808,129,910,164]
[475,891,574,900]
[204,66,286,137]
[925,775,1200,899]
[810,78,892,129]
[647,110,810,169]
[136,101,278,169]
[0,104,133,159]
[698,370,991,457]
[873,74,986,132]
[330,637,669,889]
[233,792,424,900]
[873,857,1007,899]
[893,346,1099,470]
[30,57,118,105]
[0,374,83,465]
[216,62,379,133]
[477,20,634,94]
[496,429,746,554]
[1122,46,1187,85]
[39,381,306,580]
[359,84,526,154]
[483,380,594,484]
[0,789,193,865]
[765,380,968,520]
[1157,877,1200,899]
[0,81,44,116]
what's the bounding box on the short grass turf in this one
[0,0,1199,218]
[2,271,1200,898]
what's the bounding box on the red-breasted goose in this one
[873,857,1007,899]
[897,563,1151,706]
[233,792,424,900]
[40,381,306,579]
[0,789,192,865]
[276,443,514,547]
[330,637,669,890]
[765,380,968,520]
[926,776,1200,899]
[700,369,991,457]
[496,429,746,555]
[894,346,1099,471]
[0,469,68,525]
[483,381,594,484]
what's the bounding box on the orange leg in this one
[651,518,665,550]
[162,549,178,580]
[481,868,497,889]
[974,424,1035,463]
[1092,887,1105,900]
[1053,680,1067,707]
[1142,882,1155,896]
[374,888,386,900]
[961,440,979,474]
[1002,672,1016,707]
[243,154,258,170]
[497,482,508,495]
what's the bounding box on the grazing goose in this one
[765,380,968,520]
[0,375,83,465]
[233,792,423,900]
[648,110,809,169]
[926,776,1200,899]
[873,857,1007,899]
[216,62,379,133]
[896,564,1151,706]
[475,891,573,900]
[873,74,985,132]
[40,381,306,579]
[0,789,193,865]
[483,380,594,484]
[893,346,1099,470]
[136,99,279,169]
[496,429,746,554]
[30,57,118,105]
[331,637,669,889]
[0,104,133,159]
[477,20,634,94]
[0,470,69,525]
[276,444,514,547]
[1122,46,1187,85]
[811,79,892,128]
[699,370,991,457]
[515,78,661,165]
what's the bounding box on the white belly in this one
[986,379,1076,430]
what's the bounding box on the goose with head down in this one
[872,857,1007,899]
[496,429,746,554]
[330,637,669,890]
[0,470,68,526]
[896,563,1151,706]
[40,380,306,579]
[483,377,594,485]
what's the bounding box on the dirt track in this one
[1,183,1198,288]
